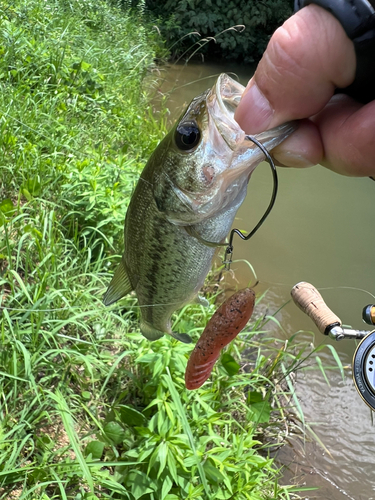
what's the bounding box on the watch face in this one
[353,332,375,411]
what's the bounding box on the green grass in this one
[0,1,345,498]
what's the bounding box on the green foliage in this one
[143,0,293,62]
[0,0,166,252]
[0,0,340,498]
[220,352,240,376]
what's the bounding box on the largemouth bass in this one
[103,74,295,343]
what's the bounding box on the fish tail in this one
[103,258,133,306]
[140,320,192,344]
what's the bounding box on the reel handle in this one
[291,281,342,335]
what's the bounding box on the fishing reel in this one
[291,282,375,411]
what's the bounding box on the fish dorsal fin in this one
[103,259,133,306]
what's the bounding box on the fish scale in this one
[118,166,249,341]
[125,183,243,340]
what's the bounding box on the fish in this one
[103,73,295,343]
[185,287,255,390]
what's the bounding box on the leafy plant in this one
[0,0,339,498]
[142,0,293,62]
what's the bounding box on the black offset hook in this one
[223,135,278,269]
[185,135,278,270]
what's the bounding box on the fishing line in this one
[2,284,375,314]
[0,299,194,313]
[4,286,375,313]
[225,259,375,299]
[251,280,375,300]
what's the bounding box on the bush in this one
[0,0,166,254]
[143,0,293,63]
[0,0,338,498]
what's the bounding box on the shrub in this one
[143,0,293,63]
[0,0,337,498]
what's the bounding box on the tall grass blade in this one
[48,390,94,492]
[315,356,331,387]
[281,362,305,427]
[325,344,345,380]
[164,369,210,497]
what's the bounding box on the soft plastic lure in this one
[185,288,255,390]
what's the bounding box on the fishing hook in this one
[223,135,278,270]
[186,135,278,270]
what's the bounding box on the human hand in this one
[235,4,375,176]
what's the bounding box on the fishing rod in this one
[291,281,375,411]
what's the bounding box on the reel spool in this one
[353,304,375,410]
[353,332,375,411]
[291,282,375,411]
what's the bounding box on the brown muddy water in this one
[151,61,375,500]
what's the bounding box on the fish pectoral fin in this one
[184,225,224,248]
[170,332,192,344]
[103,259,133,306]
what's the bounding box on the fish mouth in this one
[198,74,296,218]
[207,74,296,153]
[159,74,296,226]
[214,74,244,120]
[207,73,247,151]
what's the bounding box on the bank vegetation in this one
[0,1,330,499]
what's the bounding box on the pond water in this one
[152,61,375,500]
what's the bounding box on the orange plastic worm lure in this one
[185,288,255,390]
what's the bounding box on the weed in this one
[0,0,341,498]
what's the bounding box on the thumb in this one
[235,4,356,134]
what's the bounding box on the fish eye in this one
[174,122,201,151]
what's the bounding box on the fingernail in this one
[273,151,314,168]
[235,82,274,134]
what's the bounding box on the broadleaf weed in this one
[0,0,340,498]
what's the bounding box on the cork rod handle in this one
[291,281,342,335]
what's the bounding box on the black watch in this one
[295,0,375,103]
